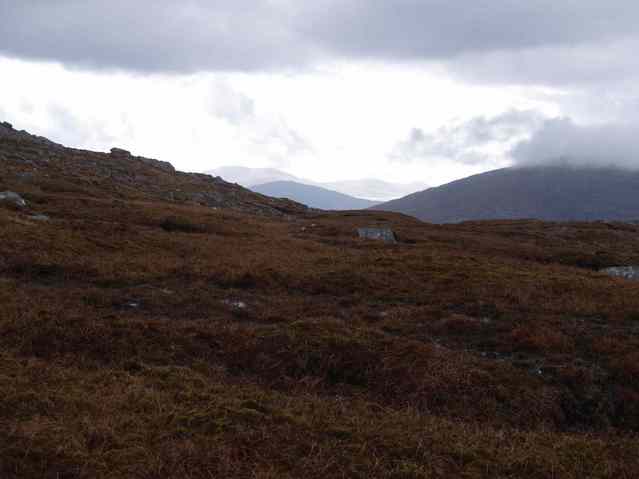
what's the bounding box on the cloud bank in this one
[393,112,639,171]
[390,110,545,165]
[1,0,638,82]
[0,1,306,72]
[511,118,639,170]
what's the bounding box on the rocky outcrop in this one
[0,121,17,139]
[110,147,175,173]
[0,120,63,148]
[0,123,308,217]
[109,147,132,157]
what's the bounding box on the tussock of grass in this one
[160,216,208,234]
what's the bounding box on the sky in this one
[1,1,638,187]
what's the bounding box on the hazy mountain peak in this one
[207,165,428,201]
[207,166,303,187]
[251,180,378,210]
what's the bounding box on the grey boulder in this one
[0,191,27,207]
[602,266,639,281]
[357,227,397,243]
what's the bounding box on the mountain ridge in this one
[376,165,639,223]
[0,122,309,217]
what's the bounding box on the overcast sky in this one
[1,1,638,186]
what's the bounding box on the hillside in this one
[376,166,639,223]
[2,125,639,478]
[252,180,378,210]
[0,122,308,217]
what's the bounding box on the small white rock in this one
[223,299,247,309]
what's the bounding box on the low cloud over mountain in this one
[390,110,545,167]
[391,112,639,173]
[511,118,639,170]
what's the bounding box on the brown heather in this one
[1,128,639,477]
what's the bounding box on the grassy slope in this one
[2,136,639,477]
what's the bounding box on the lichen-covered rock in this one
[137,156,175,173]
[602,266,639,281]
[110,147,132,156]
[0,191,27,207]
[357,227,397,243]
[0,122,16,139]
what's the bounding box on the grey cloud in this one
[448,36,639,87]
[249,121,313,169]
[511,118,639,169]
[0,1,307,72]
[1,101,117,150]
[208,82,256,125]
[296,1,638,62]
[546,88,639,124]
[205,80,313,167]
[390,110,545,165]
[40,105,119,149]
[1,1,638,76]
[450,110,546,144]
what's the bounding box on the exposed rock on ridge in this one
[0,122,309,217]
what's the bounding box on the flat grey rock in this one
[602,266,639,281]
[357,227,397,243]
[0,191,27,207]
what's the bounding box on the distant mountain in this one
[322,179,429,202]
[207,166,427,201]
[375,166,639,223]
[252,181,378,210]
[207,166,303,187]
